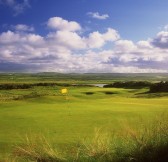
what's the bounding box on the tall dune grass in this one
[13,134,66,162]
[120,113,168,162]
[3,113,168,162]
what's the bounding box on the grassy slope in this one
[0,86,168,156]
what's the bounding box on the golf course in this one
[0,73,168,162]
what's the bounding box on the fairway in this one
[0,86,168,156]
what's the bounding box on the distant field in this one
[1,72,168,83]
[0,85,168,158]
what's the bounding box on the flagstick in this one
[66,94,70,116]
[61,88,70,116]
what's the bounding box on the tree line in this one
[103,81,152,89]
[104,81,168,93]
[1,81,168,92]
[149,81,168,93]
[0,83,71,90]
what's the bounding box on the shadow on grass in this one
[83,92,95,95]
[135,91,168,98]
[103,91,116,95]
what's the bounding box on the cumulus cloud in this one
[103,28,120,41]
[12,24,34,32]
[137,40,152,49]
[87,12,109,20]
[86,28,120,48]
[115,40,136,52]
[86,31,105,48]
[151,31,168,49]
[47,30,86,50]
[0,30,44,46]
[47,17,81,31]
[47,17,120,50]
[0,0,30,16]
[0,16,168,73]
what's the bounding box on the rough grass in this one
[2,113,167,162]
[79,128,113,161]
[13,135,65,162]
[117,113,168,162]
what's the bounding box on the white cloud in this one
[86,31,105,48]
[137,40,152,49]
[119,54,138,63]
[86,28,120,48]
[151,31,168,49]
[47,30,86,50]
[0,30,20,43]
[103,28,120,41]
[87,12,109,20]
[0,17,168,73]
[115,40,136,52]
[0,30,44,46]
[13,24,34,32]
[47,17,81,31]
[47,19,120,50]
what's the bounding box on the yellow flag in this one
[61,88,68,94]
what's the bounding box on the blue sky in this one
[0,0,168,73]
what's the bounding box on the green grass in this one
[0,85,168,161]
[4,113,168,162]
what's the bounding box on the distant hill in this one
[0,72,168,83]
